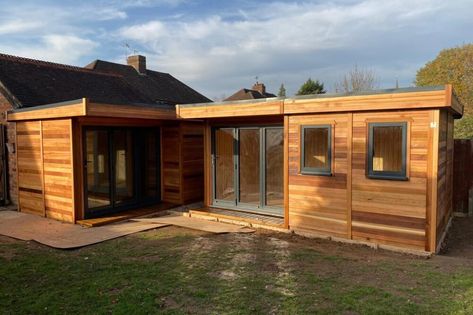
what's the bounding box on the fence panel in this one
[453,139,473,215]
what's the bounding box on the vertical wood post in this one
[203,121,212,207]
[426,109,439,252]
[347,113,353,239]
[39,121,46,217]
[284,115,289,229]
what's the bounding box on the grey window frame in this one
[300,125,332,176]
[367,122,408,181]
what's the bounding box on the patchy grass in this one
[0,227,472,314]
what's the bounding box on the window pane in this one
[86,130,111,209]
[372,126,403,172]
[304,127,329,169]
[215,128,235,201]
[265,128,284,207]
[114,129,134,204]
[239,129,260,205]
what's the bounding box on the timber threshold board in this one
[77,203,177,227]
[189,207,286,230]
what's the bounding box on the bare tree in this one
[213,94,227,102]
[334,65,379,93]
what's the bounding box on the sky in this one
[0,0,472,100]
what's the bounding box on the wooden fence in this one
[453,139,473,215]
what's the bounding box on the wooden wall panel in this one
[16,119,74,222]
[351,111,430,250]
[16,121,43,216]
[161,124,181,204]
[42,119,74,223]
[436,110,454,246]
[181,122,204,204]
[288,114,349,238]
[161,121,204,205]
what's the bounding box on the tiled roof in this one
[224,88,276,101]
[85,60,211,105]
[0,53,210,108]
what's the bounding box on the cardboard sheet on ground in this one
[132,215,255,233]
[0,211,168,249]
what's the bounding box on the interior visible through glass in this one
[215,128,235,201]
[238,129,260,205]
[86,130,111,209]
[372,126,403,172]
[113,129,134,205]
[304,127,329,169]
[85,127,160,217]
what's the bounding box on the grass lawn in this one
[0,225,472,314]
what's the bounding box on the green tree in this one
[415,44,473,138]
[278,83,286,97]
[296,78,326,95]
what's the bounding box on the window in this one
[367,122,407,180]
[301,125,332,175]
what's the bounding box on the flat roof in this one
[176,85,463,119]
[179,86,446,108]
[7,98,177,121]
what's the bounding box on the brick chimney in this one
[252,82,266,95]
[127,55,146,74]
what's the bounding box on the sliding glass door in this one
[212,126,283,216]
[238,128,261,207]
[84,127,160,218]
[113,130,135,206]
[214,128,235,205]
[86,130,111,209]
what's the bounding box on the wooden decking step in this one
[77,203,177,227]
[189,207,288,232]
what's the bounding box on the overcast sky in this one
[0,0,471,100]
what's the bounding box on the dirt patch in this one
[0,235,24,244]
[132,226,207,240]
[441,216,473,259]
[215,233,256,280]
[266,236,296,299]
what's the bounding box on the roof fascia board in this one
[7,98,86,121]
[177,85,463,118]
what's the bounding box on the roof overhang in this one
[7,98,177,121]
[177,85,464,119]
[176,99,284,119]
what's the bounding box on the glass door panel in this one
[212,126,284,216]
[113,129,134,205]
[85,127,161,219]
[86,130,111,210]
[238,128,260,206]
[265,128,284,208]
[214,128,235,203]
